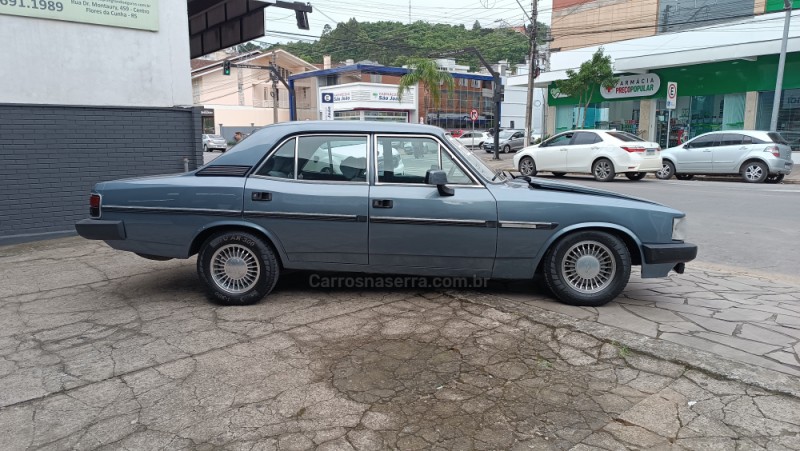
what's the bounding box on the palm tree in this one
[396,58,455,125]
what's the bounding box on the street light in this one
[770,0,793,131]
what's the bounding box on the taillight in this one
[89,194,101,218]
[622,146,645,153]
[764,145,781,157]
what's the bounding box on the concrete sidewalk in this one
[1,238,800,449]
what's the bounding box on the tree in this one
[555,48,618,128]
[396,58,455,124]
[472,20,481,30]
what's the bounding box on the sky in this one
[256,0,554,45]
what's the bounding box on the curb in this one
[448,289,800,399]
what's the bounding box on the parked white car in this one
[513,130,662,182]
[456,131,491,149]
[656,130,794,183]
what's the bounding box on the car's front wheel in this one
[542,231,631,306]
[197,231,279,305]
[656,161,675,180]
[741,161,768,183]
[625,172,646,181]
[592,159,616,182]
[518,156,537,176]
[503,145,511,153]
[203,145,209,152]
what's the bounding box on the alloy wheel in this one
[561,240,617,294]
[210,244,261,294]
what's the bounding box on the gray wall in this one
[0,104,203,244]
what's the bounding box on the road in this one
[526,174,800,281]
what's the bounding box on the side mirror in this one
[425,169,454,196]
[682,144,689,149]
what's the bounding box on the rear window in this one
[768,132,790,144]
[606,131,643,142]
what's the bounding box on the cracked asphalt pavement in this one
[1,238,800,450]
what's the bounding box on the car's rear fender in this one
[188,220,289,267]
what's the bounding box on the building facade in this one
[531,9,800,152]
[0,2,199,243]
[192,49,318,139]
[288,62,497,130]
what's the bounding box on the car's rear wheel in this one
[766,174,785,184]
[741,161,768,183]
[542,231,631,306]
[197,231,279,305]
[552,172,566,178]
[656,161,674,180]
[204,145,209,152]
[518,156,537,176]
[675,174,694,180]
[592,159,616,182]
[625,172,646,181]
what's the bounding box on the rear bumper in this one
[642,242,698,264]
[768,159,793,175]
[75,219,126,241]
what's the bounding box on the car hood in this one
[511,176,664,206]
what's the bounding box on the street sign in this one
[666,82,678,110]
[321,92,334,121]
[470,109,479,121]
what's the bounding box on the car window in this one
[441,151,472,184]
[498,130,515,139]
[572,132,600,145]
[444,134,497,182]
[376,136,435,184]
[606,131,642,142]
[542,133,573,147]
[513,132,523,139]
[297,136,368,182]
[687,134,718,148]
[719,134,743,146]
[256,138,296,179]
[742,134,766,145]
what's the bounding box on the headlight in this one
[672,216,688,241]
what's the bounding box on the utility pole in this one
[271,50,279,124]
[237,65,244,106]
[770,0,793,131]
[523,0,538,147]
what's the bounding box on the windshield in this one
[445,135,503,182]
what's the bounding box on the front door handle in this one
[372,199,393,209]
[252,192,272,201]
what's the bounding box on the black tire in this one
[675,174,694,181]
[741,161,768,183]
[766,174,785,184]
[542,231,631,307]
[518,156,537,176]
[625,172,646,181]
[197,231,279,305]
[656,161,675,180]
[204,145,209,152]
[503,145,511,153]
[592,159,616,182]
[552,172,566,178]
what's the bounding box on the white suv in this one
[513,130,662,182]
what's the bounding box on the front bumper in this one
[75,219,126,241]
[642,242,697,264]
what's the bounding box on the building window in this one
[757,89,800,151]
[370,74,382,83]
[192,79,202,104]
[363,111,408,122]
[334,111,361,120]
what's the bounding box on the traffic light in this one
[223,60,231,76]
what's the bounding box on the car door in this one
[566,131,601,172]
[511,131,525,151]
[711,133,745,173]
[244,134,369,265]
[675,134,717,172]
[368,135,497,276]
[535,132,573,171]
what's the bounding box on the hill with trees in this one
[265,19,549,70]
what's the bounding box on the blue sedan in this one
[76,121,696,306]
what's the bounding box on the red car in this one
[450,129,465,138]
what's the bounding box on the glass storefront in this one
[555,100,640,134]
[655,93,745,148]
[421,81,495,130]
[756,89,800,151]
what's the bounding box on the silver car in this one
[202,134,228,152]
[483,129,526,153]
[657,130,793,183]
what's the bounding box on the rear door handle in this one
[372,199,393,209]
